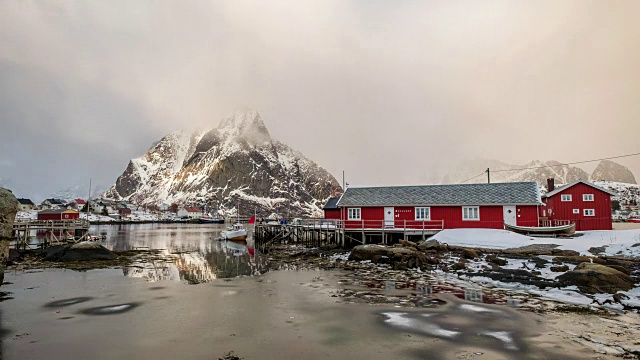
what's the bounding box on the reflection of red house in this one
[541,179,617,231]
[323,197,341,219]
[38,209,80,221]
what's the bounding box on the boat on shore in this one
[504,222,576,236]
[221,223,248,242]
[628,216,640,223]
[198,216,225,224]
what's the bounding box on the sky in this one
[1,0,639,200]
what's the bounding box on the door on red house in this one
[384,207,394,228]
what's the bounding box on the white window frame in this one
[462,206,480,221]
[572,209,580,214]
[583,209,595,217]
[415,207,431,221]
[561,194,572,202]
[583,194,594,202]
[347,208,361,220]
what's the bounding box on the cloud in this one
[1,0,639,197]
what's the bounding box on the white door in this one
[503,206,516,226]
[384,207,394,228]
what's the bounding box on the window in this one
[347,208,361,220]
[561,194,572,202]
[462,206,480,221]
[415,207,430,220]
[584,209,595,217]
[573,209,579,214]
[583,194,594,202]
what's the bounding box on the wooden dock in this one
[254,219,443,248]
[12,219,92,250]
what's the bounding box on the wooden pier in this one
[12,219,92,250]
[254,219,444,249]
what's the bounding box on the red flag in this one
[247,215,256,224]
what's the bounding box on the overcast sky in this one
[1,0,639,200]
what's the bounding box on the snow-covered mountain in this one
[591,160,637,184]
[105,110,341,217]
[49,184,109,202]
[433,159,636,188]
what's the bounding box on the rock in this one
[551,249,580,257]
[399,240,418,248]
[465,268,558,288]
[43,242,118,262]
[556,263,634,294]
[462,249,479,259]
[0,188,19,285]
[588,246,607,255]
[417,239,440,251]
[349,245,416,264]
[606,265,631,275]
[550,265,569,272]
[451,261,467,271]
[532,257,550,268]
[486,256,508,266]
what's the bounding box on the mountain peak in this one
[218,109,271,146]
[591,160,637,184]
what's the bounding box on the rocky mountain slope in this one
[105,110,341,216]
[591,160,637,184]
[435,159,636,188]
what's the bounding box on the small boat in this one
[221,223,248,242]
[628,216,640,223]
[198,216,225,224]
[504,222,576,236]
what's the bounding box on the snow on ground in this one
[433,228,640,257]
[79,213,115,222]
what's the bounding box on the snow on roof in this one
[338,182,542,207]
[544,180,618,198]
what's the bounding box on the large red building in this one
[37,209,80,221]
[328,182,542,230]
[540,179,616,231]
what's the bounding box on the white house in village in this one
[177,207,203,218]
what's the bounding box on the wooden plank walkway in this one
[12,219,92,250]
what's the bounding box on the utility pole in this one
[342,170,345,192]
[486,168,490,184]
[87,178,92,213]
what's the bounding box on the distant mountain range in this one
[429,159,636,188]
[103,110,341,216]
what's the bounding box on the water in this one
[0,224,595,359]
[90,223,268,283]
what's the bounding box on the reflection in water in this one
[90,224,269,284]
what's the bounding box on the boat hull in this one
[504,222,576,236]
[222,230,248,241]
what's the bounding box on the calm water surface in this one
[91,223,268,283]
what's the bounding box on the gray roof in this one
[323,197,341,210]
[544,180,618,198]
[337,182,541,207]
[17,198,35,205]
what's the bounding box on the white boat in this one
[222,223,248,242]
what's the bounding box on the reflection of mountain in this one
[98,224,268,284]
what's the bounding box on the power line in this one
[490,151,640,173]
[460,172,487,184]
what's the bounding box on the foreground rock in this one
[43,242,118,262]
[557,263,634,294]
[0,188,19,285]
[348,245,437,269]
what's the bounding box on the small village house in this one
[178,207,203,219]
[37,209,80,221]
[329,182,542,230]
[17,198,35,211]
[540,179,617,231]
[119,207,132,217]
[39,198,66,210]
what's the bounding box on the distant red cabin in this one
[540,179,616,231]
[330,182,542,230]
[119,208,132,216]
[38,209,80,221]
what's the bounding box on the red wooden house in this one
[332,182,542,230]
[540,179,617,231]
[323,197,341,220]
[38,209,80,221]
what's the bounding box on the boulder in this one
[0,188,19,285]
[43,242,118,262]
[556,263,634,294]
[348,245,416,262]
[462,249,479,259]
[417,239,440,251]
[550,265,569,272]
[550,249,580,257]
[554,256,605,265]
[486,256,508,266]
